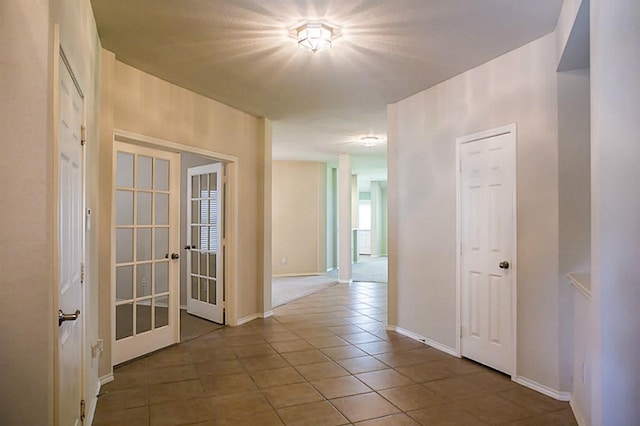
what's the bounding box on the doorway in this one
[457,124,517,375]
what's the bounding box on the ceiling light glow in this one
[361,136,380,147]
[295,22,339,53]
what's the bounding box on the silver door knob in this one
[58,309,80,326]
[499,261,510,270]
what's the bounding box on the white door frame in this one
[112,129,239,333]
[53,38,86,424]
[455,123,518,377]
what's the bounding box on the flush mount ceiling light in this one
[292,22,341,53]
[361,136,381,147]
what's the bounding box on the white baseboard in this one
[260,310,273,319]
[387,325,458,357]
[273,273,324,278]
[86,373,114,425]
[180,305,187,310]
[338,279,353,284]
[512,376,570,401]
[237,313,259,325]
[569,399,588,426]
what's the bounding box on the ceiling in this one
[91,0,563,182]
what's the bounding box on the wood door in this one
[57,53,84,426]
[186,163,224,323]
[460,131,515,374]
[113,142,180,364]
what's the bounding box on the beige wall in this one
[0,0,102,423]
[272,161,327,275]
[388,33,563,390]
[98,57,271,371]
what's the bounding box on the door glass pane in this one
[136,299,152,334]
[191,276,199,300]
[156,193,169,225]
[190,226,198,250]
[116,190,133,225]
[155,296,169,328]
[209,172,217,191]
[200,252,207,277]
[136,228,152,261]
[155,228,168,260]
[116,229,133,263]
[191,175,199,198]
[116,152,134,188]
[116,265,133,301]
[155,159,169,191]
[136,263,152,298]
[137,192,152,225]
[137,155,152,190]
[209,226,217,251]
[200,226,208,251]
[209,198,217,225]
[208,279,216,304]
[191,251,199,275]
[116,303,133,340]
[208,252,216,278]
[155,262,169,294]
[200,174,208,193]
[199,278,208,302]
[191,200,199,224]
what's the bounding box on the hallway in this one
[93,282,576,425]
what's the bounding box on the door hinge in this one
[80,125,87,146]
[80,263,85,284]
[80,399,86,421]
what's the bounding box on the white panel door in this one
[113,142,180,364]
[186,163,224,323]
[57,55,84,426]
[460,132,514,374]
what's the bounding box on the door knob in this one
[58,309,80,326]
[499,261,510,270]
[171,253,180,260]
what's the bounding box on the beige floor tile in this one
[396,362,458,383]
[281,349,331,366]
[148,379,206,404]
[209,391,273,420]
[195,358,245,376]
[306,335,351,348]
[201,372,258,396]
[311,376,372,399]
[337,355,388,374]
[262,382,325,408]
[261,330,301,343]
[423,376,487,400]
[457,394,536,424]
[374,347,450,368]
[296,361,350,381]
[408,403,488,425]
[94,386,148,412]
[505,408,578,426]
[149,397,214,426]
[427,357,488,376]
[341,332,384,345]
[498,387,571,414]
[326,325,366,335]
[147,364,199,385]
[277,401,348,426]
[355,413,421,425]
[251,366,306,388]
[101,369,148,392]
[93,406,149,426]
[330,392,400,423]
[145,345,192,368]
[271,339,315,353]
[321,345,369,360]
[379,384,448,411]
[294,327,336,338]
[233,343,278,358]
[355,368,414,390]
[188,346,237,363]
[240,353,289,372]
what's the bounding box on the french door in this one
[113,142,180,364]
[186,163,224,324]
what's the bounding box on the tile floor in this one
[94,282,577,425]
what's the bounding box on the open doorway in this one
[353,180,388,283]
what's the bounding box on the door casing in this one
[455,123,518,377]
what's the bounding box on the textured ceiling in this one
[91,0,563,175]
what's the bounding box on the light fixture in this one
[294,22,340,53]
[361,136,380,147]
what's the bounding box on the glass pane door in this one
[186,163,224,323]
[113,142,179,364]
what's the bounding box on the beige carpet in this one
[271,275,338,308]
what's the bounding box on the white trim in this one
[237,313,260,326]
[99,373,115,386]
[456,123,518,375]
[260,310,274,319]
[512,376,571,401]
[273,273,325,278]
[180,305,188,310]
[387,325,459,357]
[86,373,114,426]
[570,399,588,426]
[338,279,353,284]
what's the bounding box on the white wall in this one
[590,0,640,423]
[388,33,564,390]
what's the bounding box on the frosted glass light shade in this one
[297,23,334,53]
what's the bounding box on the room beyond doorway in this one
[329,255,388,283]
